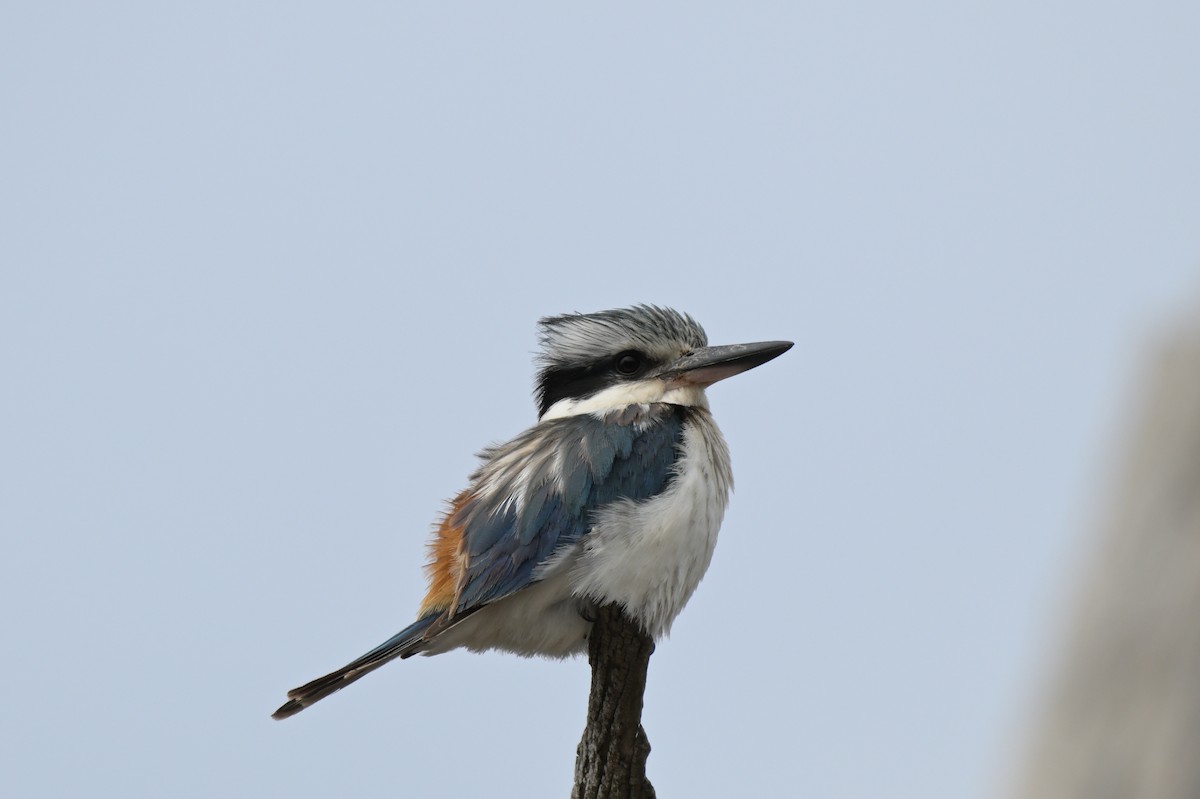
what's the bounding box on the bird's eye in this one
[614,351,643,376]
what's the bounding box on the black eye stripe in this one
[536,351,657,416]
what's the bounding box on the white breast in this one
[568,410,733,638]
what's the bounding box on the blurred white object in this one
[1015,309,1200,799]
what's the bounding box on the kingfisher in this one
[273,305,791,719]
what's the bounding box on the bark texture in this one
[572,604,656,799]
[1014,314,1200,799]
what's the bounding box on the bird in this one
[273,305,791,719]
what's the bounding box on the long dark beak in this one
[662,340,793,387]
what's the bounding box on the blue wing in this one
[450,404,689,614]
[271,403,689,719]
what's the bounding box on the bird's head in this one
[534,305,792,420]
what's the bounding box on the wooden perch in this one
[572,604,657,799]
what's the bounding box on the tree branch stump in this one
[572,604,656,799]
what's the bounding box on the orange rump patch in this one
[418,491,471,616]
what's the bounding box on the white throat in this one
[539,379,709,421]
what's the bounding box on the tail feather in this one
[272,615,438,720]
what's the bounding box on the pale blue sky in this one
[2,3,1198,797]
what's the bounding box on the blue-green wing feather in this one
[452,405,688,613]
